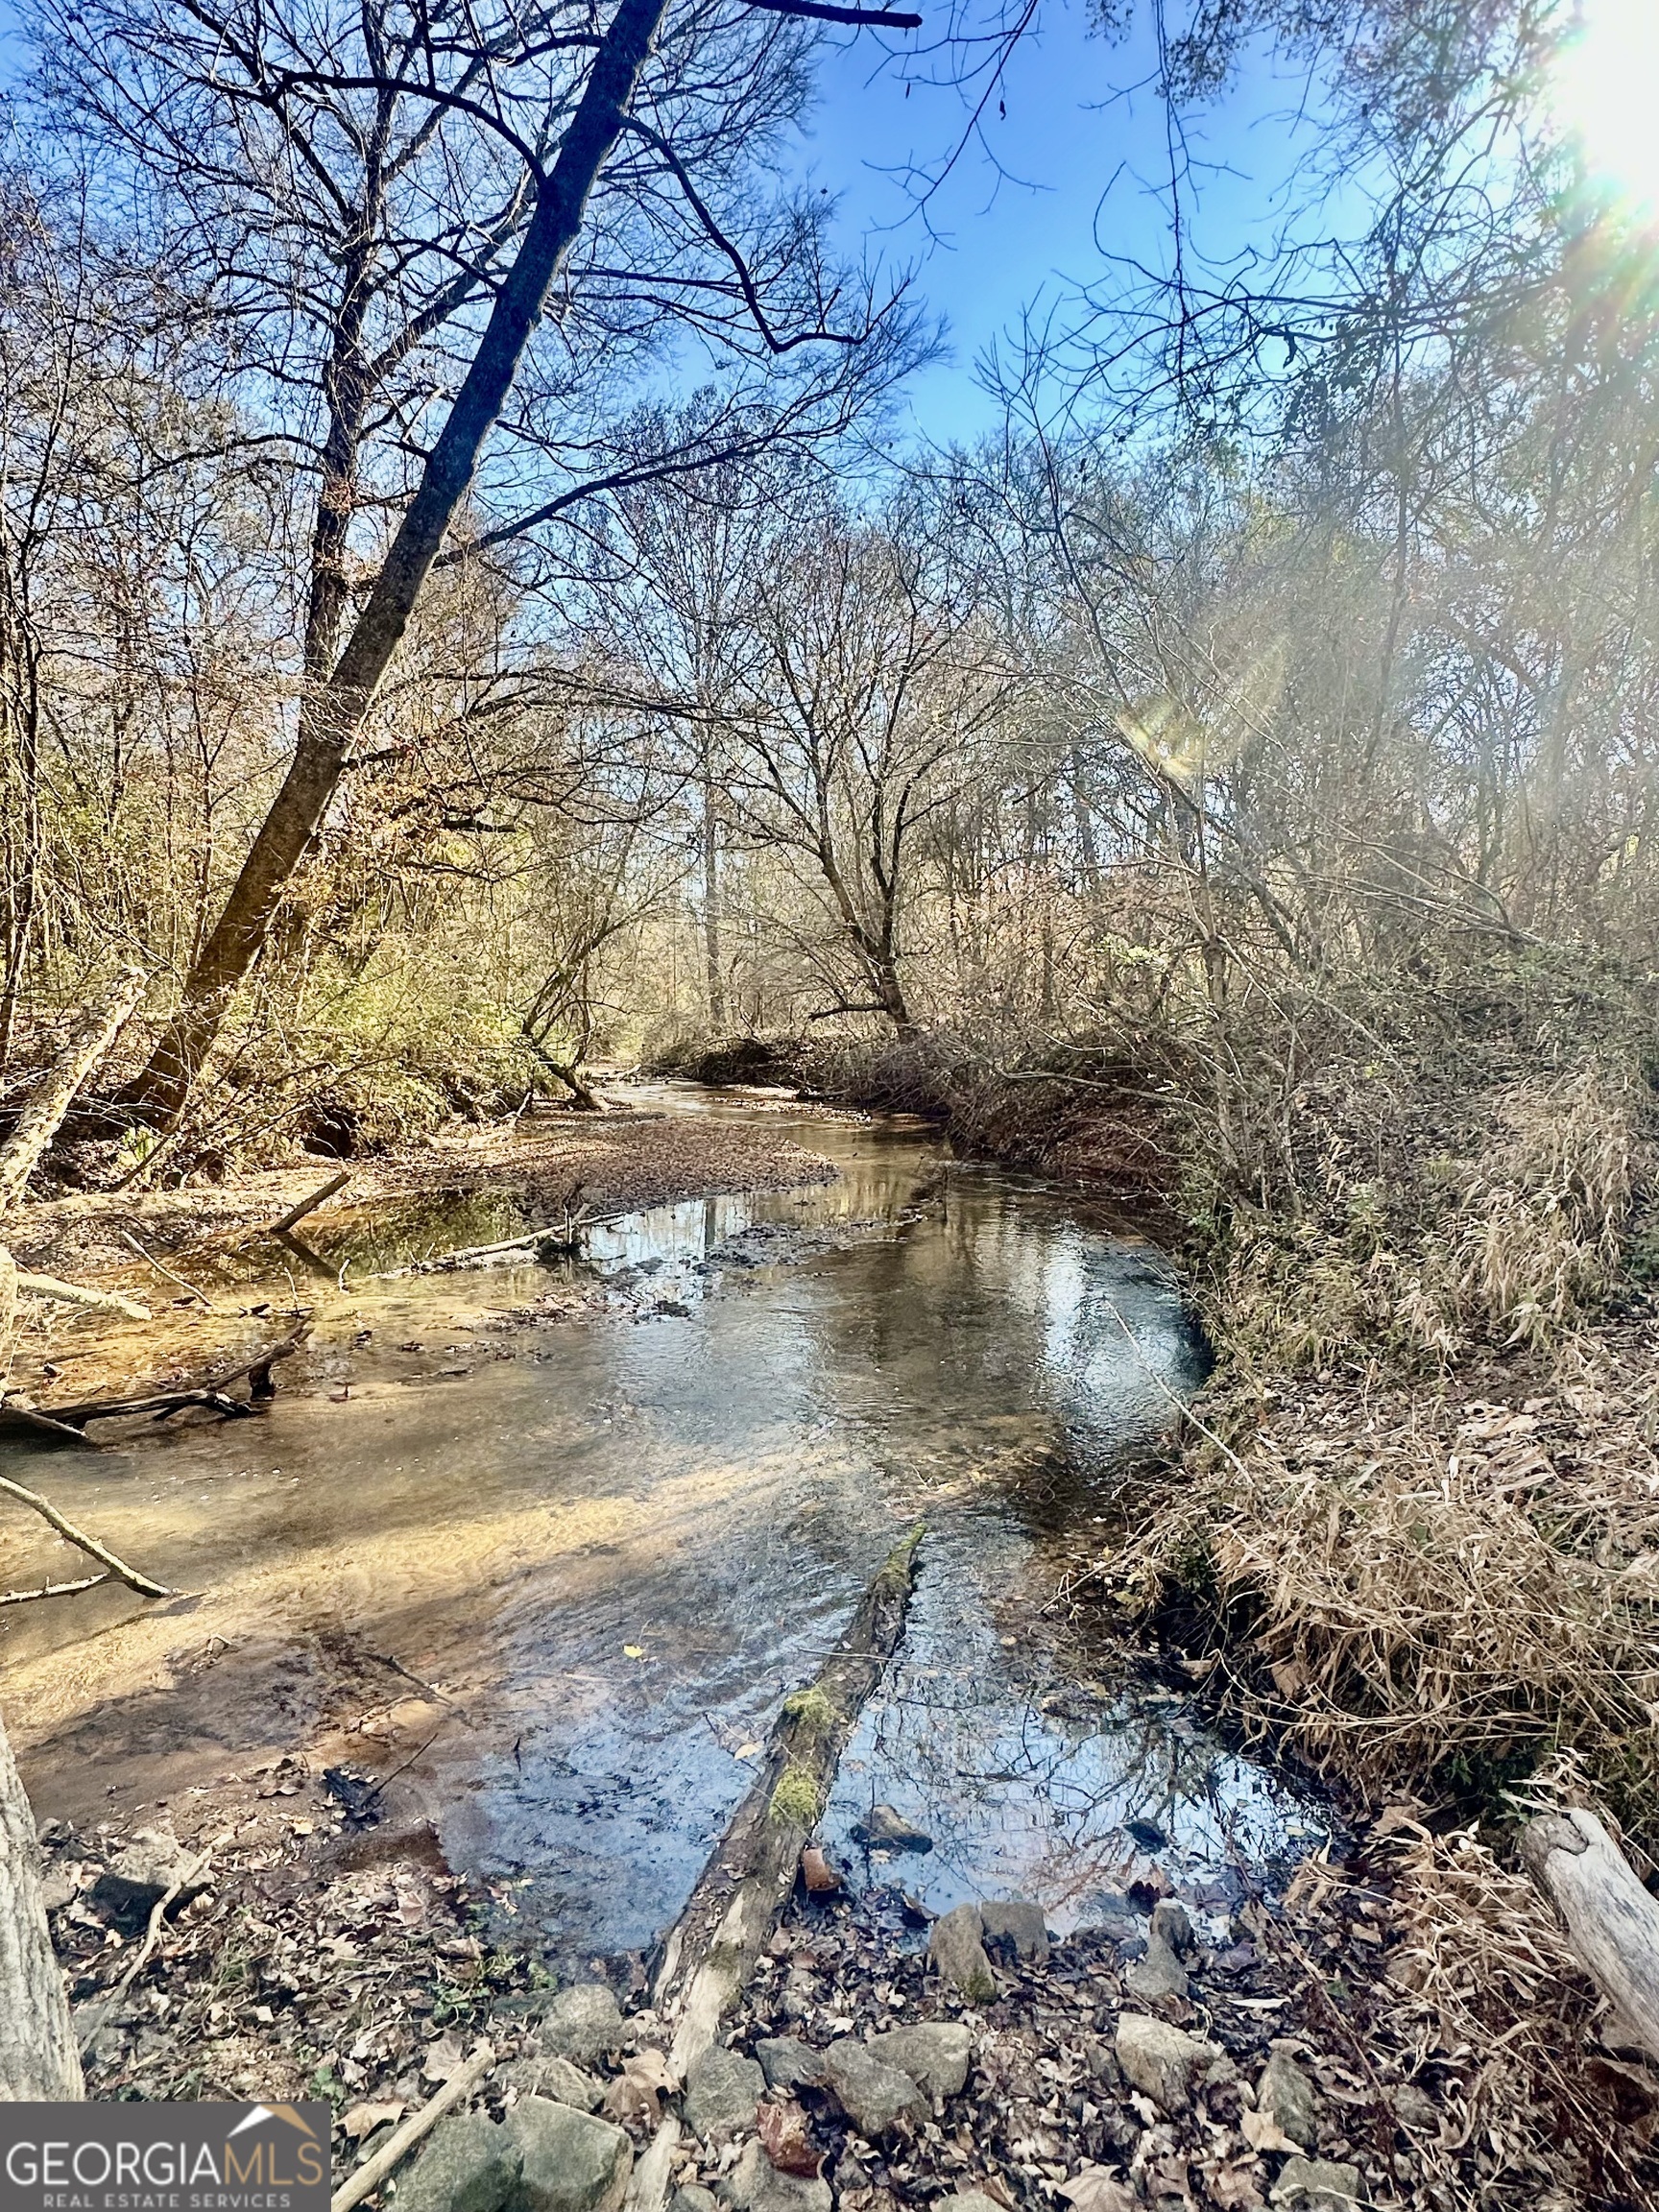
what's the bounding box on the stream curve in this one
[0,1092,1323,1971]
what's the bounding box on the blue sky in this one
[787,1,1334,445]
[0,0,1334,450]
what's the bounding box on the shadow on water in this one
[0,1092,1325,1968]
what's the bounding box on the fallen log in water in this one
[32,1324,311,1431]
[653,1523,923,2076]
[1522,1807,1659,2063]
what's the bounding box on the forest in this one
[3,0,1659,2205]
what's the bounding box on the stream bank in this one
[12,1086,1642,2205]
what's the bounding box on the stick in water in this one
[270,1172,351,1237]
[0,1475,173,1597]
[118,1230,215,1310]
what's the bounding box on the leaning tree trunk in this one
[128,0,675,1127]
[0,1707,82,2098]
[0,964,145,1214]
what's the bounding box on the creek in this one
[0,1091,1324,1971]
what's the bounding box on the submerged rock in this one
[669,2191,718,2212]
[538,1984,625,2064]
[820,2038,927,2137]
[507,2098,632,2212]
[979,1898,1049,1965]
[684,2044,764,2141]
[1114,2014,1218,2115]
[866,2022,974,2101]
[927,1902,998,2002]
[851,1804,933,1852]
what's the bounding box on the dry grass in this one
[1276,1800,1656,2208]
[1094,1320,1659,1843]
[1204,1059,1643,1374]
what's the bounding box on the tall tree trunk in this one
[0,1706,83,2099]
[702,757,726,1029]
[0,574,42,1074]
[129,0,674,1125]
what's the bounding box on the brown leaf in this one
[421,2033,465,2083]
[757,2097,821,2176]
[1206,2160,1265,2208]
[1056,2165,1137,2212]
[1240,2106,1303,2156]
[602,2068,661,2128]
[341,2101,404,2142]
[800,1846,842,1895]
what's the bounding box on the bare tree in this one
[28,0,921,1118]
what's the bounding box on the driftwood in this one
[0,965,146,1216]
[624,2119,681,2212]
[0,1573,109,1606]
[654,1524,924,2075]
[36,1324,310,1431]
[374,1220,613,1279]
[270,1170,351,1236]
[1522,1807,1659,2063]
[0,1704,83,2098]
[0,1473,175,1597]
[14,1268,150,1321]
[119,1228,214,1309]
[330,2040,495,2212]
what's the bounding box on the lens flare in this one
[1550,0,1659,216]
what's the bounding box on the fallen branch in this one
[0,1574,109,1607]
[330,2040,495,2212]
[77,1834,226,2058]
[374,1216,616,1279]
[1522,1807,1659,2063]
[14,1270,150,1322]
[0,1474,174,1598]
[654,1523,924,2075]
[624,2118,682,2212]
[39,1326,310,1429]
[118,1230,214,1310]
[0,1399,101,1447]
[269,1171,351,1237]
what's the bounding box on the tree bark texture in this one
[0,1705,83,2099]
[1521,1807,1659,2063]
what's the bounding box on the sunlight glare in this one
[1551,0,1659,216]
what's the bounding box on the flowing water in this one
[0,1092,1324,1967]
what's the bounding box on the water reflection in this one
[0,1096,1321,1970]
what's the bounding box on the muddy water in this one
[0,1093,1321,1967]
